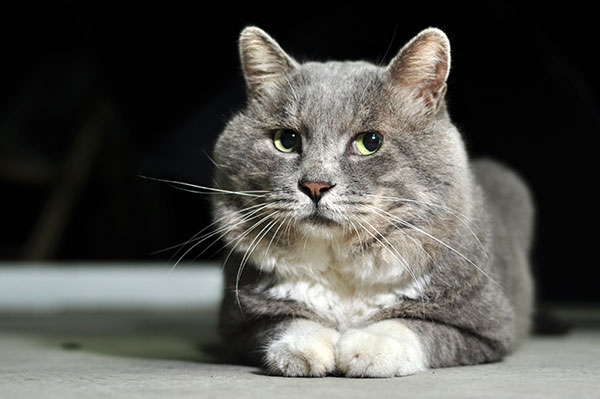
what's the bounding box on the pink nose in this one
[299,181,334,204]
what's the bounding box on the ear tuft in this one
[387,28,451,113]
[239,27,297,95]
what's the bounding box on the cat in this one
[211,26,534,377]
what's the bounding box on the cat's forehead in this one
[281,61,386,129]
[294,61,383,93]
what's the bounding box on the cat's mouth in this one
[302,211,338,227]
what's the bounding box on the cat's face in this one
[212,27,471,278]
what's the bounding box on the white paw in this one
[265,319,340,377]
[335,320,427,378]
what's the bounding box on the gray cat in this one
[211,26,534,377]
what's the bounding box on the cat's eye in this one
[352,132,383,155]
[273,129,300,153]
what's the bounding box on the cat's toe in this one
[335,328,425,378]
[264,320,339,377]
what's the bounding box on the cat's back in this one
[471,158,535,340]
[472,158,534,248]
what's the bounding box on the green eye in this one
[352,132,383,155]
[273,129,299,153]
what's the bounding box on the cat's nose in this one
[298,180,334,204]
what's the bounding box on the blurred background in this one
[0,2,597,304]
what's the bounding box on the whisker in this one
[221,211,279,275]
[364,194,474,222]
[353,218,411,277]
[163,183,270,197]
[169,203,275,271]
[155,202,269,256]
[216,210,280,317]
[265,214,290,254]
[235,216,280,313]
[201,148,226,170]
[197,204,277,259]
[284,212,295,247]
[364,204,502,288]
[138,175,269,197]
[353,206,428,314]
[364,194,483,247]
[347,218,366,261]
[361,218,419,282]
[364,205,434,262]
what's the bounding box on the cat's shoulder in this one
[471,158,532,205]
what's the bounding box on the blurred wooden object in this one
[0,156,56,186]
[20,100,114,260]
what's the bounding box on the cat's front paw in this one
[335,320,426,378]
[265,319,340,377]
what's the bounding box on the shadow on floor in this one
[4,304,597,369]
[0,308,235,364]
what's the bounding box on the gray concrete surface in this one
[1,308,599,399]
[1,265,598,398]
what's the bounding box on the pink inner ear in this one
[387,29,450,113]
[239,27,297,95]
[418,79,447,112]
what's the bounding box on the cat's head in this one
[212,27,473,280]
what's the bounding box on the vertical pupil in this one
[363,133,379,151]
[280,131,296,148]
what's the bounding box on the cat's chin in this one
[299,214,342,238]
[303,214,337,227]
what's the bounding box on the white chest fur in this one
[249,233,429,331]
[264,280,399,331]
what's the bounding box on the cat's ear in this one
[387,28,451,114]
[239,27,298,95]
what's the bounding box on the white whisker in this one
[169,203,274,271]
[265,214,290,254]
[364,194,483,247]
[364,204,501,288]
[139,175,269,197]
[364,205,434,262]
[359,218,419,284]
[221,210,279,276]
[353,219,410,276]
[157,202,269,256]
[196,205,277,259]
[235,216,280,313]
[347,218,366,261]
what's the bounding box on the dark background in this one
[1,3,597,303]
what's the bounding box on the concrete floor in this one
[0,308,599,399]
[1,265,599,399]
